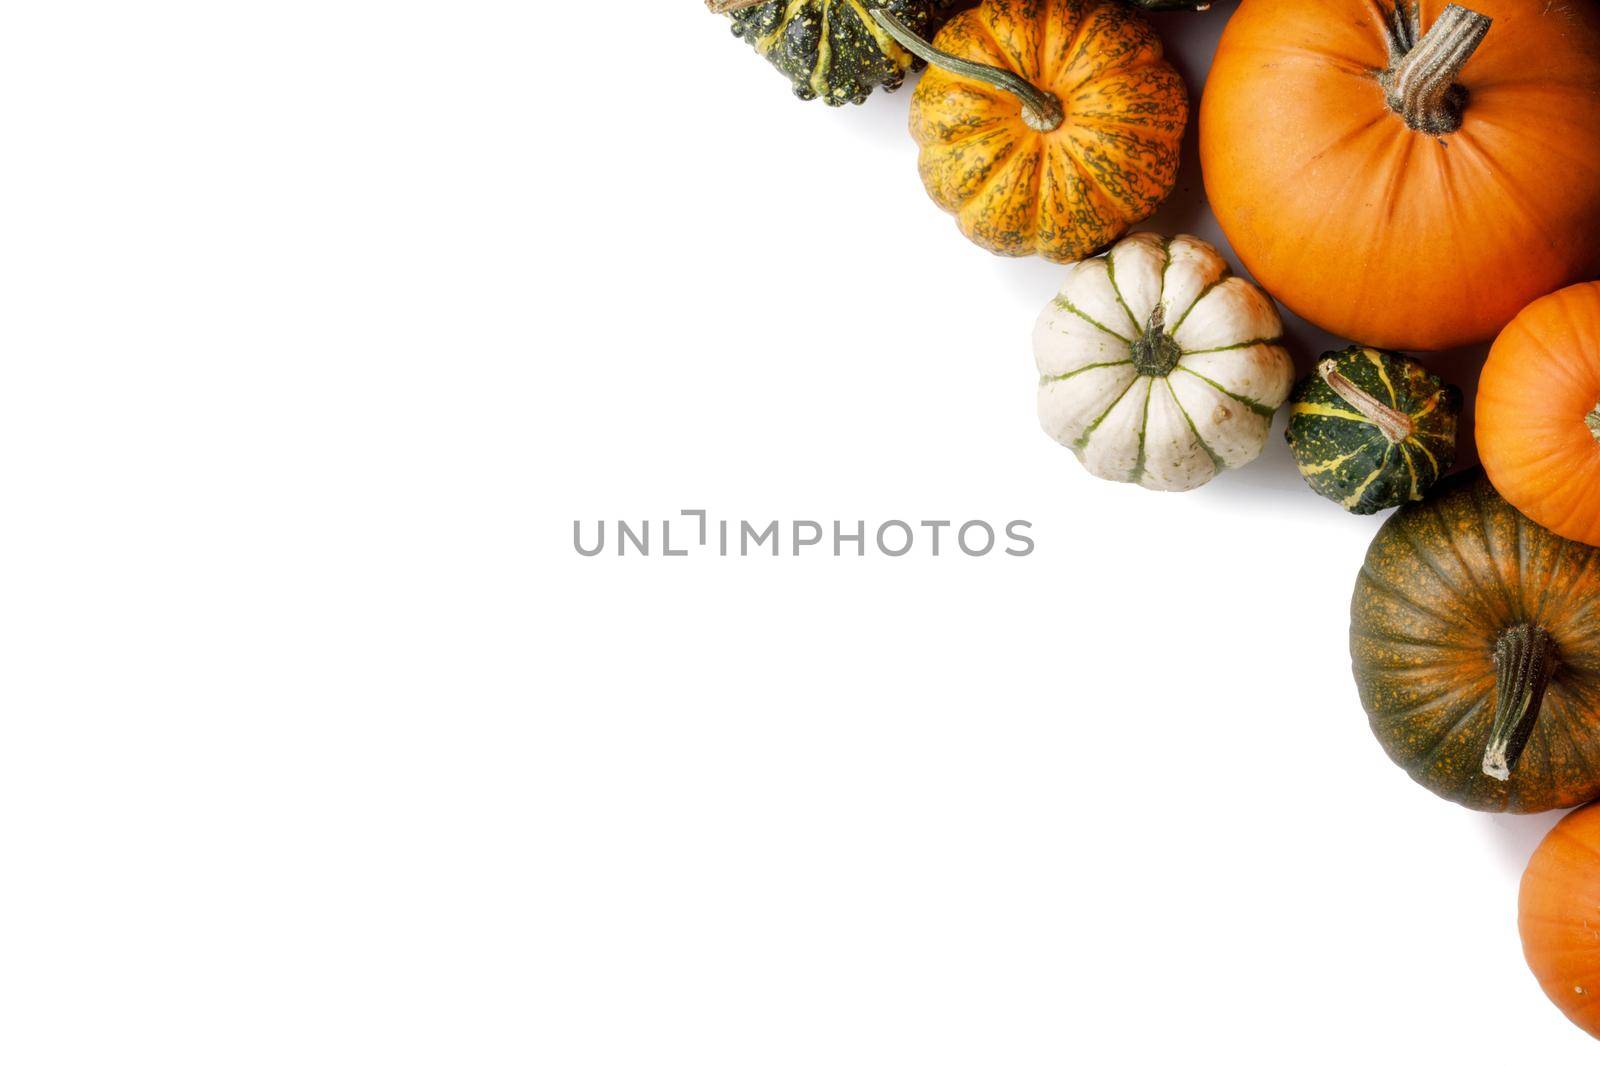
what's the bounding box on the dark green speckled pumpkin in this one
[1351,470,1600,813]
[727,0,934,105]
[1286,346,1459,514]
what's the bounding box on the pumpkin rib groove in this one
[1292,402,1370,424]
[1530,536,1574,623]
[1408,438,1440,482]
[1379,524,1477,625]
[1172,365,1275,418]
[1471,473,1524,620]
[1342,454,1389,510]
[1365,348,1399,405]
[1398,445,1420,503]
[1426,501,1499,621]
[1551,709,1597,802]
[1165,379,1227,472]
[1101,253,1144,336]
[1062,127,1152,214]
[1129,381,1155,483]
[1450,129,1566,258]
[1040,359,1134,384]
[812,1,833,99]
[1356,565,1461,629]
[1062,8,1145,95]
[1167,277,1225,336]
[1360,673,1486,729]
[843,0,910,67]
[1468,108,1600,180]
[1351,624,1480,655]
[1073,371,1142,450]
[1177,337,1280,357]
[1413,691,1495,773]
[1296,444,1369,476]
[958,135,1036,217]
[1053,294,1132,343]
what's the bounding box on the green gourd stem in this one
[1381,4,1492,135]
[870,9,1065,132]
[1483,623,1559,782]
[1318,359,1414,444]
[1130,303,1181,377]
[1587,402,1600,442]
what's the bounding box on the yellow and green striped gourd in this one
[1286,347,1460,514]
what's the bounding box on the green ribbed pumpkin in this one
[725,0,933,105]
[1285,346,1460,514]
[1352,471,1600,812]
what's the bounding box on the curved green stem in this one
[1318,359,1414,445]
[870,9,1064,132]
[1379,3,1492,135]
[1131,304,1181,377]
[1482,623,1559,782]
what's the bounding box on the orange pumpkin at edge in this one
[1478,281,1600,548]
[874,0,1188,262]
[1199,0,1600,351]
[1520,803,1600,1041]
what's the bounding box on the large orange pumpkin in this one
[1200,0,1600,351]
[1478,281,1600,547]
[1520,803,1600,1040]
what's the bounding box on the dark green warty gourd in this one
[1286,346,1460,514]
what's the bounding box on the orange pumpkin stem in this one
[870,9,1065,132]
[1317,359,1414,444]
[1484,623,1559,782]
[1379,4,1492,135]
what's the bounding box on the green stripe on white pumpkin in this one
[1034,232,1295,492]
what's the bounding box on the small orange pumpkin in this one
[1478,281,1600,548]
[1520,803,1600,1040]
[873,0,1187,261]
[1200,0,1600,351]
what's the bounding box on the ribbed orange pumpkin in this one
[1520,803,1600,1041]
[1478,281,1600,547]
[1200,0,1600,351]
[873,0,1187,261]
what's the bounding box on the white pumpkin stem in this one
[1381,4,1492,135]
[1483,623,1559,782]
[869,9,1065,132]
[1317,359,1414,445]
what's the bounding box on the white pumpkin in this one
[1034,233,1295,492]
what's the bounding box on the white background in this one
[1,0,1589,1062]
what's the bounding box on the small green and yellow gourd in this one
[1285,347,1460,514]
[719,0,934,105]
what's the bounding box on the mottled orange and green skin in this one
[1352,471,1600,813]
[908,0,1187,261]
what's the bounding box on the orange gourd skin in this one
[1479,282,1600,548]
[908,0,1187,261]
[1520,803,1600,1040]
[1200,0,1600,351]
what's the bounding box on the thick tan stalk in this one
[1318,360,1414,445]
[1381,4,1492,134]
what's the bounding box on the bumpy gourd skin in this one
[909,0,1187,261]
[1286,347,1460,514]
[730,0,932,105]
[1351,472,1600,813]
